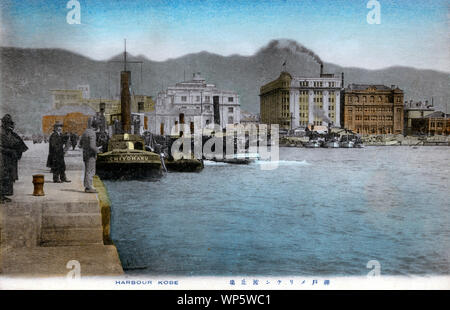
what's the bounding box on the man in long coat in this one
[0,114,28,203]
[47,122,71,183]
[79,117,100,193]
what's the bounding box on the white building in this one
[290,73,342,128]
[260,69,343,130]
[151,73,240,135]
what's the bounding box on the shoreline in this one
[93,176,113,246]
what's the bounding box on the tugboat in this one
[144,133,204,172]
[96,41,162,179]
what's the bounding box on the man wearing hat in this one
[47,121,71,183]
[79,117,101,193]
[1,114,28,203]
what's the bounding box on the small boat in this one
[209,153,260,165]
[354,143,365,148]
[339,134,355,148]
[324,139,340,148]
[304,140,320,148]
[145,134,204,172]
[384,140,399,146]
[164,158,204,172]
[340,140,354,148]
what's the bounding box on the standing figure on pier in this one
[0,114,28,203]
[47,122,71,183]
[79,117,100,193]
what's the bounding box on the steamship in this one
[96,41,163,179]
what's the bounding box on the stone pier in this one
[0,142,123,277]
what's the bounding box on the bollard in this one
[32,174,45,196]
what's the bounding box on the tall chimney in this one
[341,72,344,88]
[320,64,323,76]
[120,71,131,133]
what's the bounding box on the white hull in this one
[340,141,354,148]
[324,141,340,148]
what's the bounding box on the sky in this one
[1,0,449,71]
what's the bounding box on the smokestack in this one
[99,102,105,113]
[341,72,344,88]
[320,64,323,76]
[120,70,132,133]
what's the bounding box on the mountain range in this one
[1,39,448,134]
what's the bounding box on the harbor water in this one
[105,146,450,276]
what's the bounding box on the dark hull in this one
[209,158,253,165]
[96,162,163,180]
[164,159,204,172]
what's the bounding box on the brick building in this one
[343,84,404,135]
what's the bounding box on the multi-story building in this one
[403,100,435,135]
[151,73,240,135]
[343,84,404,135]
[260,68,342,130]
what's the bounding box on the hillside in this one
[1,39,448,133]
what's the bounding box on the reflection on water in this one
[105,146,450,276]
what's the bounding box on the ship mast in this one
[110,39,143,134]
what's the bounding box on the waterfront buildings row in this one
[42,70,446,138]
[43,86,154,135]
[260,67,448,136]
[43,73,242,136]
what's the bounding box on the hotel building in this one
[260,69,342,130]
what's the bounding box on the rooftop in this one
[346,84,397,91]
[424,111,449,118]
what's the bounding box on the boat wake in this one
[203,160,230,166]
[204,159,311,167]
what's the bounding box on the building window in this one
[205,96,210,102]
[138,102,144,112]
[228,116,234,124]
[228,97,234,102]
[196,96,200,102]
[181,96,187,102]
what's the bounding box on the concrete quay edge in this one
[0,144,124,277]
